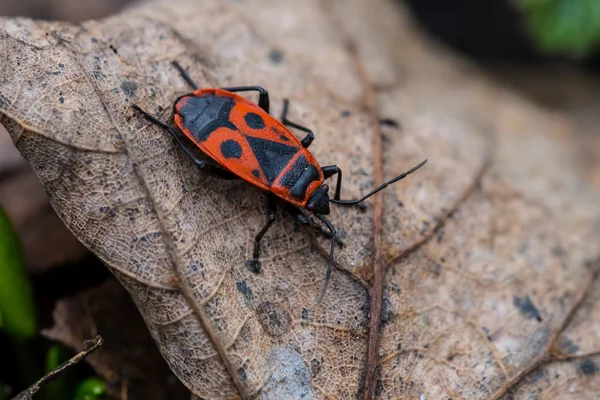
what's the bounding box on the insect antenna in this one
[330,159,427,205]
[316,214,337,302]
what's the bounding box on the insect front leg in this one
[280,99,314,148]
[286,204,344,246]
[221,86,270,114]
[172,60,199,90]
[245,195,277,273]
[321,165,342,201]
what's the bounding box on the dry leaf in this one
[1,0,600,399]
[42,278,188,400]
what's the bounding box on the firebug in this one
[133,61,427,300]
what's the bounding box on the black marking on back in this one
[220,139,242,159]
[280,156,307,188]
[246,136,298,184]
[178,94,236,141]
[244,112,265,129]
[252,169,260,178]
[280,156,320,198]
[292,166,319,198]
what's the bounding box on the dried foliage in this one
[1,0,599,398]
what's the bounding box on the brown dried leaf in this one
[42,278,188,400]
[1,0,599,399]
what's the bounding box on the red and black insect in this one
[133,61,427,300]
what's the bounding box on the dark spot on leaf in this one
[301,307,308,320]
[551,245,566,257]
[559,338,580,354]
[529,368,545,383]
[236,280,253,302]
[430,262,441,276]
[310,357,323,376]
[268,49,283,63]
[238,367,247,382]
[381,294,394,326]
[389,283,401,295]
[513,295,542,322]
[120,81,137,98]
[379,118,400,128]
[375,370,384,396]
[256,302,292,337]
[580,360,598,376]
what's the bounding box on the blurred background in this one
[0,0,599,399]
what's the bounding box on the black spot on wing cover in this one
[244,112,265,129]
[220,139,243,159]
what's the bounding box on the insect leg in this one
[316,215,337,302]
[220,86,270,114]
[285,204,344,245]
[321,165,342,201]
[246,195,277,273]
[132,105,237,179]
[172,61,199,90]
[280,99,314,148]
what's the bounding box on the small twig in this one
[12,335,104,400]
[551,350,600,362]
